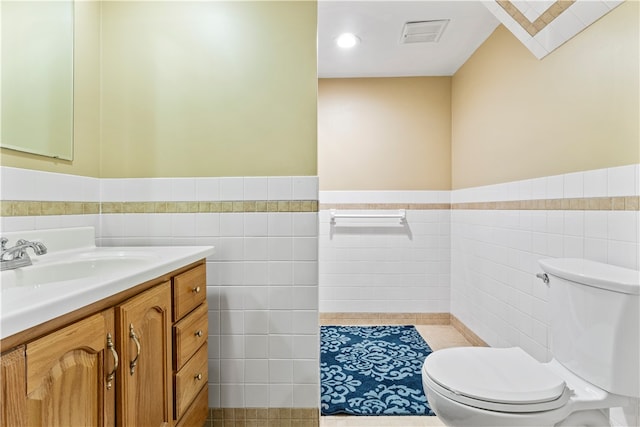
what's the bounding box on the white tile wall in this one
[0,166,101,233]
[452,165,639,356]
[0,168,319,410]
[2,165,639,422]
[450,165,640,427]
[98,176,320,409]
[319,191,451,313]
[0,166,100,202]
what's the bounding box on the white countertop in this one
[0,227,214,340]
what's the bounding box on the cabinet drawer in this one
[173,303,208,370]
[175,384,208,427]
[174,343,208,419]
[173,264,206,321]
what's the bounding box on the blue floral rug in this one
[320,325,434,416]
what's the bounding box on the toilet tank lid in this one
[539,258,640,295]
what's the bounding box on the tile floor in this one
[319,324,472,427]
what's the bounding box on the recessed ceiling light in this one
[336,32,359,49]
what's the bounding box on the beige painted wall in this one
[0,1,101,177]
[318,77,451,191]
[451,1,639,189]
[99,1,317,178]
[1,1,317,179]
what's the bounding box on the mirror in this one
[0,1,74,160]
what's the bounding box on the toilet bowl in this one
[422,347,628,427]
[422,259,639,427]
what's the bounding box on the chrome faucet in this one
[1,238,48,271]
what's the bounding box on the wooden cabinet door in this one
[116,281,172,427]
[24,310,116,427]
[1,346,27,427]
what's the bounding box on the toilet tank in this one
[538,258,640,398]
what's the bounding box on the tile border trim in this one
[3,196,637,217]
[320,203,450,210]
[452,196,639,211]
[496,0,575,36]
[1,201,100,217]
[207,407,319,426]
[321,196,639,212]
[450,315,488,347]
[319,312,451,326]
[319,312,488,347]
[1,200,319,216]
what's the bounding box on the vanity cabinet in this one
[25,310,116,427]
[116,281,173,427]
[171,264,208,426]
[0,260,208,427]
[1,346,27,426]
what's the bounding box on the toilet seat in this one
[423,347,572,413]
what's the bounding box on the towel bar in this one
[329,209,406,223]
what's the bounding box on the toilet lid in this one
[424,347,567,405]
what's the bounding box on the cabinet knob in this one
[195,330,203,337]
[194,373,203,381]
[192,286,201,294]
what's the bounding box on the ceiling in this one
[318,1,501,78]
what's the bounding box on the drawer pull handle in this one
[195,330,203,337]
[192,286,201,294]
[194,373,203,381]
[106,332,119,390]
[129,324,141,375]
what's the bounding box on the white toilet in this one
[422,258,640,427]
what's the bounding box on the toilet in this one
[422,258,640,427]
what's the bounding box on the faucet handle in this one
[33,241,48,255]
[1,237,7,251]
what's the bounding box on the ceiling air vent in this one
[400,19,449,44]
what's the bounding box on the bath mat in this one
[320,325,434,416]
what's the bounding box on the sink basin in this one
[1,253,158,288]
[0,226,215,341]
